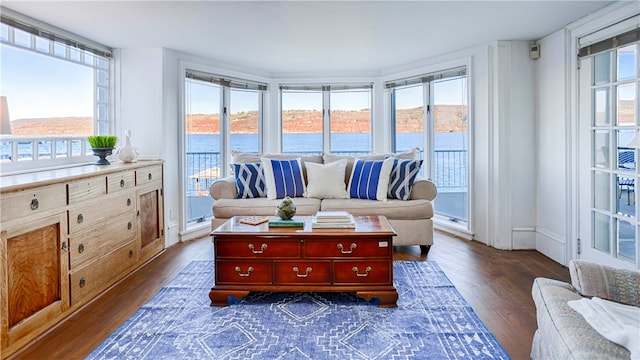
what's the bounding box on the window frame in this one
[0,10,113,174]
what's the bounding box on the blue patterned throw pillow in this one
[388,158,423,200]
[233,163,266,199]
[262,158,306,199]
[347,158,394,201]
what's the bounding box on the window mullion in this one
[323,89,331,154]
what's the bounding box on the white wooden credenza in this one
[0,160,165,358]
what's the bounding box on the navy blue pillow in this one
[233,163,266,198]
[388,158,423,200]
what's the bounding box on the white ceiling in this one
[2,1,616,76]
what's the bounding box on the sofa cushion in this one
[262,158,306,199]
[213,197,321,218]
[233,163,266,198]
[321,198,433,220]
[304,159,348,199]
[388,158,423,200]
[347,158,394,201]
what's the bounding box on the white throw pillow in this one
[304,159,348,199]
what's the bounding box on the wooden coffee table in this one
[209,215,398,308]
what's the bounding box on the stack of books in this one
[312,210,355,229]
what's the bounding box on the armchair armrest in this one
[410,177,438,201]
[209,176,237,200]
[569,260,640,306]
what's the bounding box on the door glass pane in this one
[617,129,636,170]
[185,78,219,223]
[617,83,636,126]
[330,89,371,155]
[616,174,635,217]
[393,84,424,153]
[617,45,637,81]
[594,88,609,126]
[593,130,610,168]
[594,171,610,211]
[281,90,322,154]
[593,212,611,253]
[230,88,260,153]
[593,51,611,85]
[618,219,636,262]
[432,77,468,222]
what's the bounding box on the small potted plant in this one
[87,135,118,165]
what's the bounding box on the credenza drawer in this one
[68,191,135,234]
[69,211,137,268]
[274,261,331,284]
[70,241,138,305]
[136,165,162,186]
[333,260,391,285]
[1,184,67,223]
[215,240,300,258]
[215,260,272,284]
[68,176,107,204]
[107,171,135,194]
[305,239,391,258]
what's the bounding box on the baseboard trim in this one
[512,227,536,249]
[535,227,566,265]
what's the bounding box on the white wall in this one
[535,30,568,264]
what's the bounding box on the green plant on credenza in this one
[87,135,118,165]
[87,135,118,149]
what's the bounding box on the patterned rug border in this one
[87,260,510,360]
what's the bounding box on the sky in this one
[1,41,634,121]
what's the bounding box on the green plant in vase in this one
[87,135,118,165]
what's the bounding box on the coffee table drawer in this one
[274,261,331,285]
[334,260,391,284]
[305,239,391,258]
[216,240,300,258]
[216,260,272,284]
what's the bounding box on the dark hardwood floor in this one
[10,230,570,360]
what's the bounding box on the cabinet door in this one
[137,184,164,263]
[0,213,69,351]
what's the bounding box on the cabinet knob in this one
[120,179,125,187]
[30,198,39,210]
[61,241,68,253]
[127,221,132,230]
[129,249,134,258]
[79,278,86,288]
[78,243,85,253]
[77,214,84,223]
[127,198,132,206]
[148,173,152,180]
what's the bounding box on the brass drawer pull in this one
[78,243,85,253]
[248,243,267,254]
[79,278,86,288]
[77,214,84,223]
[30,198,39,210]
[293,266,312,278]
[352,266,372,277]
[234,266,254,277]
[337,243,357,254]
[120,179,125,187]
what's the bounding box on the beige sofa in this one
[531,260,640,359]
[209,151,437,253]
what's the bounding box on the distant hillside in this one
[7,105,464,136]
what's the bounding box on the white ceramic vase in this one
[116,129,139,163]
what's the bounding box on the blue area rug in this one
[87,261,510,359]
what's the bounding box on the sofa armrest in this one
[569,259,640,306]
[209,176,237,200]
[410,177,437,201]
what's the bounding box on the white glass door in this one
[579,43,639,270]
